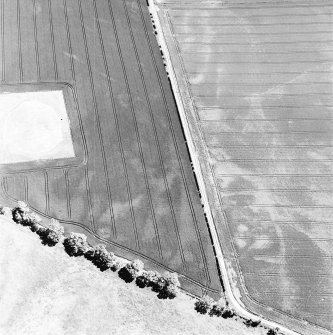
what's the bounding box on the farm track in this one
[150,0,333,334]
[0,0,221,296]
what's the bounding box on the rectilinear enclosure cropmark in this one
[0,90,75,165]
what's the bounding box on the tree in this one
[118,259,144,283]
[194,295,214,315]
[86,244,116,271]
[135,271,151,288]
[221,308,235,319]
[164,272,180,287]
[153,275,166,293]
[110,260,122,272]
[63,232,90,257]
[244,319,261,328]
[39,219,64,246]
[209,299,226,317]
[157,272,180,299]
[12,202,41,227]
[31,222,44,233]
[145,270,161,289]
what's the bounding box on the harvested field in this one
[0,0,221,297]
[151,0,333,334]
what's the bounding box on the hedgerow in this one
[2,200,271,331]
[5,202,183,303]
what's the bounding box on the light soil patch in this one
[0,216,266,335]
[0,90,74,164]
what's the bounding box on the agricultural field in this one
[0,0,221,297]
[152,0,333,334]
[0,216,267,335]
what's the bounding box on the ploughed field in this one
[153,0,333,334]
[0,0,221,296]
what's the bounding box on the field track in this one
[0,0,222,296]
[151,0,333,334]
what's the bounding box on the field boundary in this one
[146,1,320,335]
[0,177,220,297]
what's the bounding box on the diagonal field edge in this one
[147,1,332,335]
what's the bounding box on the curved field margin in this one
[148,1,333,335]
[0,0,221,298]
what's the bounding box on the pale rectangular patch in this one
[0,90,75,164]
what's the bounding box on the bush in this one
[63,232,90,257]
[39,219,64,246]
[194,295,214,315]
[86,244,116,271]
[118,259,144,283]
[209,300,226,317]
[244,319,261,328]
[267,328,279,335]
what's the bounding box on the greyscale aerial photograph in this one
[0,0,331,334]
